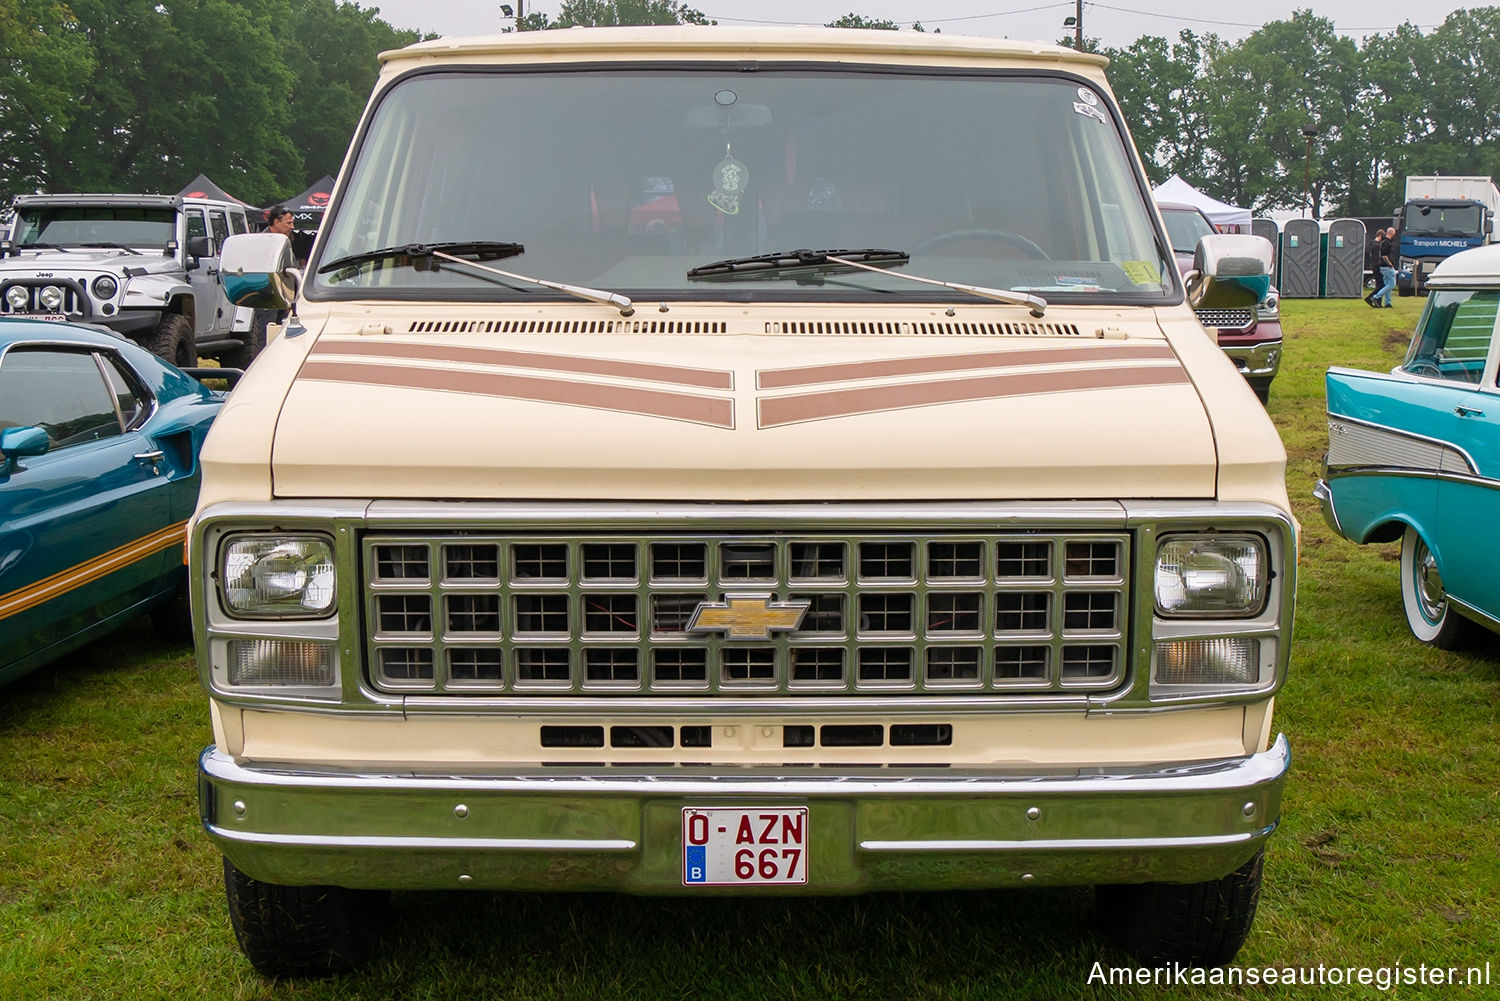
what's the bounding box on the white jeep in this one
[1,192,267,367]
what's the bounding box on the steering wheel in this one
[914,228,1051,260]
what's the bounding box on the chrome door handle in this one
[133,449,164,462]
[1454,405,1485,417]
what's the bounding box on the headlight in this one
[221,535,336,617]
[91,275,118,299]
[38,285,63,311]
[1154,534,1268,617]
[5,285,29,310]
[1261,292,1278,313]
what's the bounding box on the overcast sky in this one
[362,1,1473,48]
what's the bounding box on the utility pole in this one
[1075,0,1083,49]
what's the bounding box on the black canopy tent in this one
[176,173,253,206]
[276,175,335,231]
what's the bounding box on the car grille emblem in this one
[686,595,810,641]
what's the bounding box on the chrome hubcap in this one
[1414,540,1446,622]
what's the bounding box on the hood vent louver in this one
[765,320,1083,337]
[405,319,727,335]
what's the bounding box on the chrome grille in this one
[361,532,1130,695]
[1194,308,1254,331]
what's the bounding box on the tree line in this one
[0,2,1494,216]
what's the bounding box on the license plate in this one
[18,314,67,322]
[682,807,808,886]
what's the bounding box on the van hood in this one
[268,319,1216,501]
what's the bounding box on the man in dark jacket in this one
[1369,227,1397,307]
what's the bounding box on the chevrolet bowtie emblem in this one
[687,595,810,641]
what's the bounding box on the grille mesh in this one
[362,532,1129,695]
[1194,308,1254,331]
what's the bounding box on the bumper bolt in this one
[1021,873,1034,883]
[232,800,246,818]
[1242,801,1257,818]
[1026,807,1041,821]
[454,804,469,819]
[458,874,472,885]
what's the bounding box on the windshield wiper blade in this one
[14,242,70,253]
[318,241,525,276]
[425,249,635,316]
[81,241,141,255]
[685,247,1046,315]
[687,247,908,277]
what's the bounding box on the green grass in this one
[4,294,1499,999]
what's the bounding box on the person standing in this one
[262,207,296,325]
[1369,226,1397,307]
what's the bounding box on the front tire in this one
[1096,851,1264,967]
[1400,526,1474,649]
[223,858,387,977]
[146,312,197,368]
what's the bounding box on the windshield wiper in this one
[81,242,141,255]
[318,241,525,276]
[320,241,635,316]
[14,242,71,253]
[687,247,1047,316]
[687,247,909,277]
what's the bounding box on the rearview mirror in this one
[219,233,299,309]
[1188,234,1273,309]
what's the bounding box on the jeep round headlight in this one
[92,275,118,299]
[38,285,64,311]
[222,536,336,617]
[5,285,29,310]
[1154,534,1268,617]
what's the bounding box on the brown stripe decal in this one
[758,365,1190,428]
[757,344,1178,389]
[299,360,734,429]
[312,339,733,390]
[0,521,187,621]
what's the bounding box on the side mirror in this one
[219,233,299,309]
[1188,234,1273,309]
[0,425,50,474]
[186,235,215,260]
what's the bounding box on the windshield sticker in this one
[1073,101,1106,124]
[1076,87,1099,106]
[1121,260,1163,285]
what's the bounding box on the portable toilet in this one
[1251,217,1280,288]
[1280,219,1321,298]
[1323,219,1366,298]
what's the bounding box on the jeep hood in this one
[263,319,1218,501]
[0,249,177,274]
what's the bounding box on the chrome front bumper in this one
[1221,340,1282,379]
[200,734,1289,892]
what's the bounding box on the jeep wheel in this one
[219,310,270,370]
[223,858,387,977]
[147,313,197,368]
[1400,526,1476,649]
[1096,850,1264,967]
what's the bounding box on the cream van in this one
[200,26,1294,976]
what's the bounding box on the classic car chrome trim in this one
[1447,595,1500,632]
[1313,479,1344,538]
[198,734,1288,890]
[1325,413,1476,476]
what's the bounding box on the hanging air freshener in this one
[708,144,749,216]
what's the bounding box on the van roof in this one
[381,25,1108,71]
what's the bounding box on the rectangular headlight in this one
[221,535,336,617]
[1154,534,1268,617]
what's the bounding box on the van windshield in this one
[314,67,1175,304]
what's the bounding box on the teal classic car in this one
[0,319,228,684]
[1318,244,1500,647]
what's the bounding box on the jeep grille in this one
[361,532,1129,696]
[0,281,86,317]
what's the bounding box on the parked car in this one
[1158,201,1282,403]
[0,319,230,685]
[0,193,269,368]
[1317,243,1500,647]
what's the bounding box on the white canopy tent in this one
[1151,174,1253,232]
